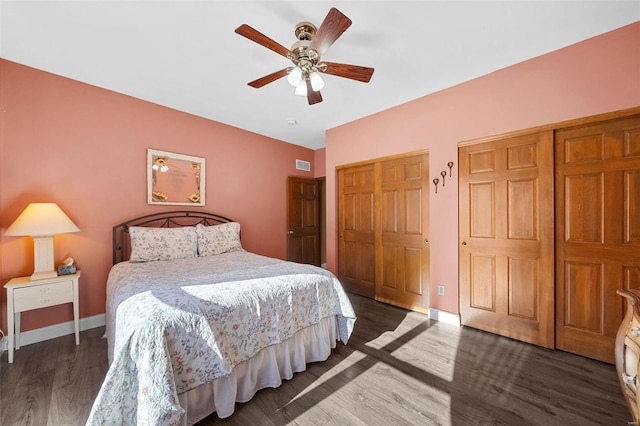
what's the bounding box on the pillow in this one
[129,226,198,262]
[196,222,242,256]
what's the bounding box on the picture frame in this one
[147,148,206,206]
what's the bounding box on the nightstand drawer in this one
[13,280,73,311]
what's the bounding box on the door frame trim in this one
[458,106,640,148]
[335,149,429,171]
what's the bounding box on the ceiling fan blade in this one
[308,8,352,56]
[235,24,291,58]
[248,69,289,88]
[320,62,375,83]
[306,79,323,105]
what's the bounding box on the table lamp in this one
[4,203,80,280]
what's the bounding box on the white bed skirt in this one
[178,315,339,425]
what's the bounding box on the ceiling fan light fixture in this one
[287,66,303,86]
[295,81,307,96]
[236,8,374,105]
[309,71,325,92]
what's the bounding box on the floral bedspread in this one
[87,251,356,426]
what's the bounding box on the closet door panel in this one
[470,254,496,311]
[338,165,376,297]
[556,115,640,363]
[508,257,538,321]
[381,243,401,290]
[376,154,430,313]
[564,173,603,243]
[338,152,429,313]
[507,179,537,240]
[460,131,555,348]
[470,182,495,238]
[626,170,640,243]
[564,260,604,333]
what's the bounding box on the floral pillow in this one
[196,222,242,256]
[129,226,198,262]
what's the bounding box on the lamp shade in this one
[5,203,80,237]
[309,72,325,92]
[287,66,303,86]
[295,81,307,96]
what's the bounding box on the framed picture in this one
[147,149,206,206]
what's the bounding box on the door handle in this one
[288,230,294,235]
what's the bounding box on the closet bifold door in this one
[459,132,555,349]
[337,151,430,312]
[338,164,376,298]
[555,115,640,364]
[375,154,430,313]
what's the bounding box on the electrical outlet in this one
[437,285,445,296]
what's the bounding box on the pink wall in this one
[314,148,326,179]
[0,60,315,333]
[325,22,640,315]
[1,22,638,335]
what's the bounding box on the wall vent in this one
[296,159,311,172]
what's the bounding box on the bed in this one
[87,211,356,425]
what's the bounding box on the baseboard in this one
[429,308,461,326]
[0,313,105,350]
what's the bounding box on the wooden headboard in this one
[112,210,234,264]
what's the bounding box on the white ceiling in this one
[1,1,638,150]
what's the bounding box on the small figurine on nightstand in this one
[57,257,77,276]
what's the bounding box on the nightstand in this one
[4,271,81,363]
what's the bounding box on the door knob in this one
[288,230,294,235]
[461,241,467,245]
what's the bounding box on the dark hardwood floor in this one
[0,294,631,425]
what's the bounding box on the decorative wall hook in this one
[447,161,454,177]
[440,170,447,186]
[433,178,439,194]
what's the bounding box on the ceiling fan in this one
[235,7,375,105]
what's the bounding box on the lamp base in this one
[31,270,59,281]
[31,235,57,281]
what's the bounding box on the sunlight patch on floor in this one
[289,350,368,400]
[364,320,463,382]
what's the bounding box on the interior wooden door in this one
[555,115,640,363]
[287,176,320,266]
[376,154,430,313]
[338,164,376,297]
[459,132,555,348]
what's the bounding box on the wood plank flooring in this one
[0,294,631,425]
